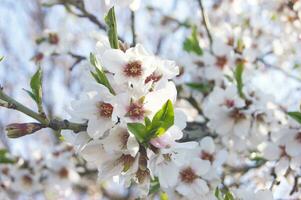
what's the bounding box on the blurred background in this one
[0,0,301,198]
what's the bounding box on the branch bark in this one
[0,87,87,133]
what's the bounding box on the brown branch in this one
[197,0,213,51]
[0,86,87,134]
[130,10,137,46]
[256,58,301,83]
[68,52,86,70]
[290,176,300,195]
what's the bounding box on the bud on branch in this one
[6,123,45,138]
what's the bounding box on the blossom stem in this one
[0,87,87,133]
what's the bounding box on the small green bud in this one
[6,123,44,138]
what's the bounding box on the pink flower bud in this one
[6,123,44,138]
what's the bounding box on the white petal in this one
[102,49,128,74]
[200,137,215,154]
[87,117,112,139]
[191,159,210,176]
[176,183,193,197]
[285,140,301,157]
[275,158,289,176]
[194,179,209,194]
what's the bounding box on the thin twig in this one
[130,10,136,46]
[68,52,86,70]
[197,0,213,51]
[43,1,124,42]
[0,87,87,133]
[256,58,301,83]
[290,176,299,195]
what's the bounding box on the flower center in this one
[58,167,69,179]
[136,168,150,183]
[97,102,113,118]
[22,175,33,186]
[180,167,198,184]
[120,131,130,149]
[224,99,235,108]
[48,33,59,45]
[163,153,172,162]
[229,109,246,122]
[127,102,145,120]
[215,56,227,69]
[1,167,9,175]
[145,72,162,84]
[295,132,301,143]
[118,154,135,172]
[123,61,142,77]
[201,151,214,163]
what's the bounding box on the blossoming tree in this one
[1,0,301,199]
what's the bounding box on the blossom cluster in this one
[62,36,237,199]
[2,0,301,199]
[0,145,79,199]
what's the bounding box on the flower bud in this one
[6,123,44,138]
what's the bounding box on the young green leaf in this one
[0,56,4,62]
[215,188,223,200]
[183,26,203,55]
[144,117,152,127]
[127,100,175,145]
[127,123,147,144]
[288,111,301,124]
[151,99,174,137]
[89,53,116,95]
[105,7,119,49]
[90,53,101,69]
[224,191,235,200]
[149,177,160,195]
[234,63,245,98]
[30,67,43,105]
[0,149,15,164]
[186,82,213,94]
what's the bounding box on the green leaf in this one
[89,52,100,68]
[30,67,43,105]
[288,111,301,124]
[0,56,4,62]
[224,191,235,200]
[104,7,119,49]
[144,117,152,127]
[23,89,36,102]
[234,63,245,98]
[149,177,160,195]
[0,149,15,164]
[183,26,203,55]
[186,82,213,94]
[127,100,175,144]
[215,188,223,200]
[89,53,115,95]
[151,99,174,137]
[127,123,147,144]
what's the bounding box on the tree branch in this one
[197,0,213,51]
[0,87,87,133]
[68,52,86,70]
[256,58,301,83]
[130,10,136,46]
[43,0,124,42]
